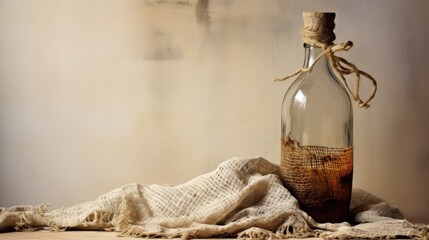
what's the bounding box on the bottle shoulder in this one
[283,71,351,106]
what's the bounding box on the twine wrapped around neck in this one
[276,12,377,109]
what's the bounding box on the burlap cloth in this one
[0,157,427,239]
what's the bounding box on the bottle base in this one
[280,135,353,223]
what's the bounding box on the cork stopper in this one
[301,12,336,46]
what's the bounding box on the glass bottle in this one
[280,43,353,223]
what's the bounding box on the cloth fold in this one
[0,157,427,239]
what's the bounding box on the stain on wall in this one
[196,0,211,30]
[143,29,183,61]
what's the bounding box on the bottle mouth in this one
[302,12,336,46]
[303,43,322,49]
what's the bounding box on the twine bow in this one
[275,41,377,109]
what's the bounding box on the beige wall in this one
[0,0,428,222]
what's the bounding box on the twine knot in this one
[275,12,377,109]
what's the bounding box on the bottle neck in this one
[303,43,330,71]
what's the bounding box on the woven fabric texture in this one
[280,136,353,223]
[0,157,427,239]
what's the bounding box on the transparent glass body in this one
[280,44,353,223]
[281,44,353,147]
